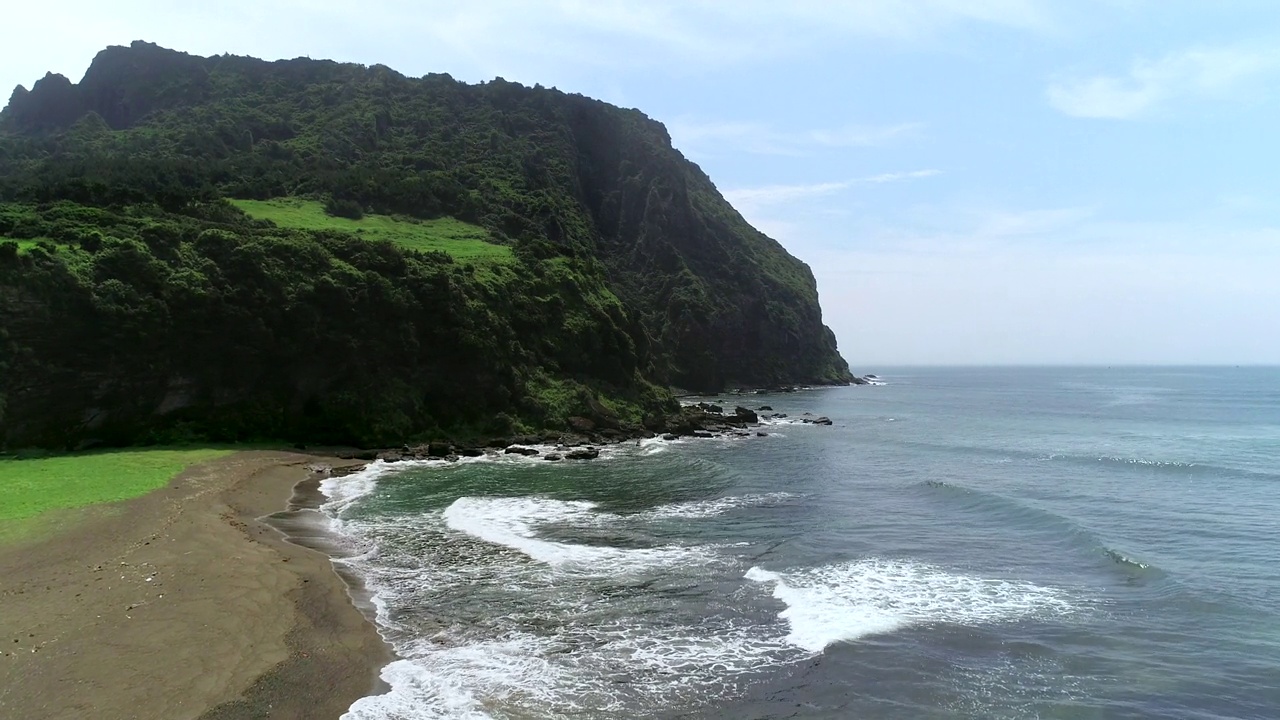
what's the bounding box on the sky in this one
[5,1,1280,366]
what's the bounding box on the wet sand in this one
[0,450,389,720]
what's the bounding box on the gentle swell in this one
[919,480,1161,577]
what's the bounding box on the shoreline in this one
[0,450,389,720]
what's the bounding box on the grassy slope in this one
[4,238,61,254]
[230,198,514,262]
[0,449,232,525]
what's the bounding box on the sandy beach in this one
[0,450,389,720]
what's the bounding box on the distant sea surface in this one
[319,367,1280,719]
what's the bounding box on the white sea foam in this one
[319,460,403,516]
[343,634,569,720]
[331,462,1078,718]
[644,492,801,520]
[746,559,1074,652]
[442,496,716,570]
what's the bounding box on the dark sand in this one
[0,451,389,720]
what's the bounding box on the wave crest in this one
[746,559,1074,652]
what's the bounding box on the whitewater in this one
[316,367,1280,719]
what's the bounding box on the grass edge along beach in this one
[0,448,232,544]
[0,449,389,719]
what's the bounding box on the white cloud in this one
[754,0,1056,40]
[667,119,924,157]
[1047,44,1280,119]
[723,170,941,213]
[970,206,1096,238]
[808,123,926,147]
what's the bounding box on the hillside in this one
[0,41,853,449]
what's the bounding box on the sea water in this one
[319,367,1280,719]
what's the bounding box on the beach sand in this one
[0,450,389,720]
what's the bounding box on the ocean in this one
[315,367,1280,719]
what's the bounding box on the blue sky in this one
[6,1,1279,365]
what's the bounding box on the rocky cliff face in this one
[0,42,852,448]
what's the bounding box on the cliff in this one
[0,41,853,449]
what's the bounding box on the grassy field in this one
[231,198,514,262]
[0,449,232,526]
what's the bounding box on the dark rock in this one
[445,454,460,462]
[812,416,832,425]
[565,447,600,460]
[457,447,485,457]
[376,451,404,463]
[698,403,725,414]
[585,394,622,430]
[567,416,596,433]
[504,445,540,456]
[427,441,452,457]
[756,431,768,437]
[544,454,563,461]
[692,430,715,439]
[757,405,773,411]
[662,433,679,441]
[775,413,787,419]
[733,406,758,423]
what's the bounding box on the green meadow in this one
[0,449,231,541]
[231,198,514,263]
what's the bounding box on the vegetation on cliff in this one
[0,41,852,450]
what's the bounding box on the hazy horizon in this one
[6,1,1278,366]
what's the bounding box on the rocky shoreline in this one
[334,399,839,466]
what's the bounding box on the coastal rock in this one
[427,442,452,458]
[662,433,679,441]
[567,416,596,433]
[757,406,773,411]
[504,445,540,456]
[585,394,622,430]
[692,430,715,439]
[456,447,485,457]
[544,453,563,461]
[565,447,600,460]
[733,406,758,423]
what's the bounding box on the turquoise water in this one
[324,367,1280,719]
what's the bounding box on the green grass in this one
[0,449,232,525]
[230,198,514,263]
[5,238,61,255]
